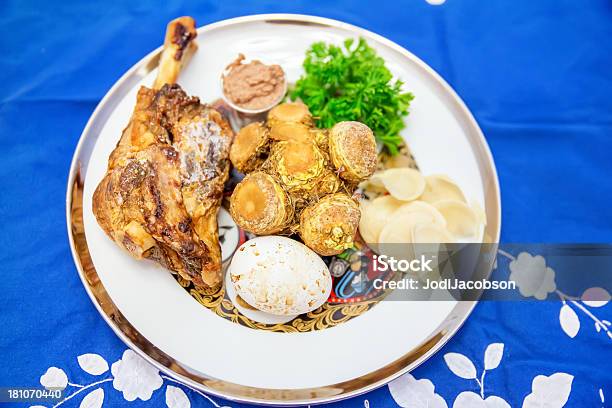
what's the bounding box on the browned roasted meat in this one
[92,17,233,288]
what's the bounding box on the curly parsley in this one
[290,38,414,155]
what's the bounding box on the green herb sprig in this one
[290,38,414,155]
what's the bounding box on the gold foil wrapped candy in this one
[229,122,270,173]
[229,102,377,255]
[299,193,361,256]
[229,171,292,235]
[329,121,378,183]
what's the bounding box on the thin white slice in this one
[411,223,455,244]
[433,199,479,238]
[377,168,426,201]
[411,223,455,282]
[411,223,455,271]
[359,195,403,249]
[378,217,416,261]
[358,176,387,198]
[377,202,445,260]
[366,172,386,189]
[420,174,466,205]
[392,201,447,228]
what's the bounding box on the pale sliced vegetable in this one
[420,174,466,205]
[378,218,415,260]
[368,172,385,188]
[411,223,455,281]
[393,201,447,228]
[433,199,479,238]
[412,223,455,244]
[358,195,403,248]
[376,168,425,201]
[412,223,455,269]
[362,168,485,254]
[359,175,387,196]
[378,202,445,259]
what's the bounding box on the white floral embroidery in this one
[444,343,509,406]
[444,353,477,379]
[559,304,580,338]
[388,373,447,408]
[483,343,503,370]
[389,343,575,407]
[79,388,104,408]
[498,249,612,340]
[509,252,556,300]
[581,287,611,308]
[165,385,190,408]
[111,350,163,401]
[40,367,68,390]
[453,391,510,408]
[78,354,109,376]
[33,350,228,407]
[522,373,574,408]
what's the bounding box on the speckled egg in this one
[228,236,332,315]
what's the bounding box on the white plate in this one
[67,14,500,405]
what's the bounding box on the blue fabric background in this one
[0,0,610,407]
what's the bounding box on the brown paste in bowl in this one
[222,54,286,111]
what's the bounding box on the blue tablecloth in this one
[1,1,610,407]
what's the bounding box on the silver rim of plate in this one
[66,14,501,406]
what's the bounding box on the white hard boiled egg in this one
[228,236,332,317]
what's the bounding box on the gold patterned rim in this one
[66,14,501,405]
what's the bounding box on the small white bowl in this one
[220,59,288,115]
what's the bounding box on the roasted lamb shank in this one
[93,17,233,288]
